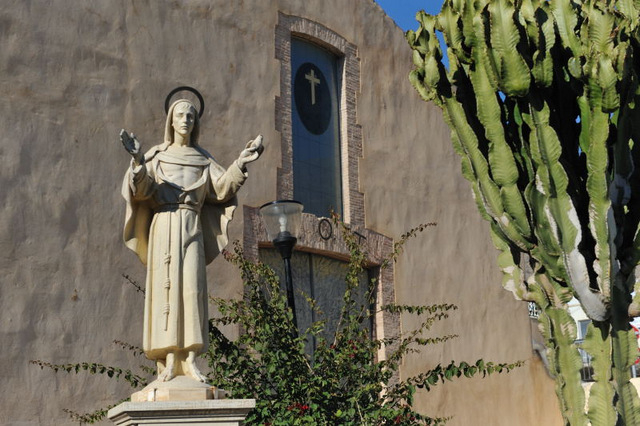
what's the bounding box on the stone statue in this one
[120,98,263,384]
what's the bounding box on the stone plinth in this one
[131,377,222,402]
[108,399,255,425]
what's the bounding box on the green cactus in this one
[408,0,640,424]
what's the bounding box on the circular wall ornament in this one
[318,218,333,240]
[294,63,331,135]
[164,86,205,118]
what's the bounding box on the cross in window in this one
[305,69,321,105]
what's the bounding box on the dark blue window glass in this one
[291,38,342,217]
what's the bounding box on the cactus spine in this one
[408,0,640,424]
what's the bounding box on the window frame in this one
[290,37,344,218]
[274,13,363,227]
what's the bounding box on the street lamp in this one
[260,200,304,332]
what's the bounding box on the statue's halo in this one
[164,86,205,118]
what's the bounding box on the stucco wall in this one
[0,0,560,424]
[352,5,561,424]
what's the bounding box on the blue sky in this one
[375,1,444,31]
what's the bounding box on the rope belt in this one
[155,203,200,213]
[163,213,171,331]
[156,202,200,331]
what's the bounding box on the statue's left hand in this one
[237,135,264,168]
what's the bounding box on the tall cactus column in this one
[408,0,640,424]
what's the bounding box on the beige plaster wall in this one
[0,0,560,424]
[351,5,561,425]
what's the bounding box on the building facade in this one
[0,1,561,424]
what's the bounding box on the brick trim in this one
[274,13,364,227]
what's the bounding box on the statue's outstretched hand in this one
[120,129,143,165]
[237,135,264,168]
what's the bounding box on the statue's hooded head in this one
[163,99,200,149]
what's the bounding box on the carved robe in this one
[122,146,246,360]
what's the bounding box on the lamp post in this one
[260,200,304,333]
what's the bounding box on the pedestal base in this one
[107,399,255,425]
[132,376,226,402]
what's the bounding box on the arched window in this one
[291,38,343,217]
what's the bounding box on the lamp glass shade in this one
[260,200,304,241]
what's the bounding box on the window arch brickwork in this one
[275,13,364,227]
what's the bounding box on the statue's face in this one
[172,102,197,138]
